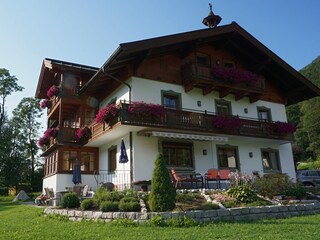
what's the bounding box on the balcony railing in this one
[181,62,265,97]
[42,127,79,153]
[88,102,293,142]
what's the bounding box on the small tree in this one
[149,154,176,212]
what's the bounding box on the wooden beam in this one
[203,86,214,95]
[219,88,230,98]
[184,82,194,93]
[234,91,247,101]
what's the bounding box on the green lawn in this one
[1,198,320,240]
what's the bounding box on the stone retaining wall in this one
[44,203,320,223]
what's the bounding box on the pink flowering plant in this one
[46,85,60,98]
[211,115,242,130]
[94,104,119,124]
[211,192,236,204]
[38,128,58,147]
[40,99,52,109]
[128,101,165,119]
[212,67,259,85]
[273,121,296,134]
[75,126,91,144]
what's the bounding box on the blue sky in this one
[1,0,320,116]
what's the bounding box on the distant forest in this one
[286,56,320,169]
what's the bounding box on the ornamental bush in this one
[100,201,119,212]
[253,173,290,198]
[80,199,96,210]
[148,154,176,212]
[226,186,258,203]
[60,193,80,208]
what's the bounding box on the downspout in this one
[102,70,132,103]
[101,70,133,185]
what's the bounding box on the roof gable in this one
[77,22,320,105]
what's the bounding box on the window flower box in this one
[46,85,60,98]
[212,67,259,85]
[128,101,165,121]
[273,121,296,134]
[75,126,91,144]
[38,136,50,147]
[40,99,52,109]
[94,104,119,125]
[211,115,242,130]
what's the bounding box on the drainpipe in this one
[101,70,134,185]
[102,70,132,103]
[129,132,133,185]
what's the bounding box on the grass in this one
[1,197,320,240]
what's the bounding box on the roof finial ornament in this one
[202,3,222,28]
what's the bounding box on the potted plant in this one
[273,121,296,134]
[128,101,165,121]
[75,126,91,144]
[94,104,119,125]
[38,136,50,147]
[212,67,259,85]
[211,115,242,130]
[40,99,52,109]
[44,128,58,139]
[46,85,60,98]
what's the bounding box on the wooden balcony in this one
[41,127,80,155]
[181,62,265,102]
[88,102,293,142]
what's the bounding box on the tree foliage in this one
[149,154,176,212]
[286,56,320,164]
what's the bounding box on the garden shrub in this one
[149,154,176,212]
[94,187,109,205]
[253,173,290,198]
[176,192,197,202]
[150,215,165,227]
[80,199,95,210]
[60,192,80,208]
[99,201,119,212]
[285,182,306,199]
[227,186,258,203]
[223,200,238,208]
[118,201,141,212]
[198,202,220,210]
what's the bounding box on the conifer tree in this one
[149,154,176,212]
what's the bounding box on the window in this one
[257,107,272,122]
[196,53,211,67]
[62,151,77,171]
[108,146,117,172]
[217,145,239,170]
[224,60,235,68]
[80,152,95,171]
[215,100,232,116]
[162,142,193,168]
[261,149,281,172]
[161,90,181,109]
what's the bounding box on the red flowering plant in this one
[38,128,58,147]
[128,101,165,120]
[46,85,60,98]
[40,99,52,109]
[75,126,91,144]
[211,115,242,130]
[94,104,119,124]
[273,121,296,134]
[212,67,259,85]
[38,136,50,147]
[44,128,58,139]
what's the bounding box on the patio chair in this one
[170,169,195,189]
[204,169,219,189]
[80,185,94,200]
[44,187,59,205]
[218,169,231,189]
